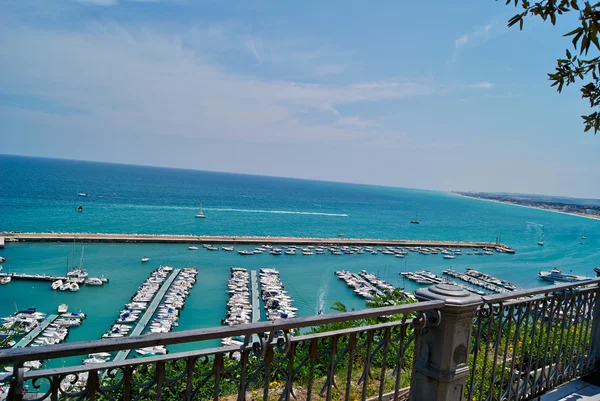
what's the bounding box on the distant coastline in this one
[454,191,600,221]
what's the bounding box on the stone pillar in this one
[410,284,482,401]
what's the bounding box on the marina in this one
[335,270,385,300]
[12,315,58,348]
[259,268,297,321]
[400,270,487,296]
[0,232,516,253]
[112,267,181,361]
[442,269,514,293]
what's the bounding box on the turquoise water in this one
[1,154,599,361]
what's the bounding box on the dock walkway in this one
[250,270,260,343]
[0,232,515,253]
[14,315,58,348]
[113,268,181,362]
[0,273,84,283]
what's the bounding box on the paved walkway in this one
[541,380,600,400]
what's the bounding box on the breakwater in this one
[0,233,515,253]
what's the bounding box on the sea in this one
[1,154,599,364]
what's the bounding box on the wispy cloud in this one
[471,81,494,89]
[455,24,492,49]
[336,116,370,127]
[244,38,263,63]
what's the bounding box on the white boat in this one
[51,280,63,290]
[141,257,150,263]
[238,250,254,256]
[188,246,199,251]
[0,276,11,285]
[539,268,590,283]
[222,246,234,251]
[0,257,5,263]
[84,278,103,286]
[443,255,456,259]
[57,304,68,313]
[69,282,80,292]
[284,249,296,255]
[77,193,89,197]
[195,203,206,218]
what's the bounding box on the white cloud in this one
[337,116,370,127]
[0,25,494,149]
[455,35,469,48]
[244,38,262,63]
[471,81,494,89]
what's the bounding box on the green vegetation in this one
[504,0,600,133]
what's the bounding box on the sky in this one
[1,0,599,198]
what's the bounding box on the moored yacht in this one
[539,268,590,283]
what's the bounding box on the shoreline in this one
[0,231,515,252]
[453,193,600,221]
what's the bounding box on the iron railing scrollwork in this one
[0,301,442,400]
[466,280,600,401]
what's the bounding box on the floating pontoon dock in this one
[113,268,181,362]
[14,315,59,348]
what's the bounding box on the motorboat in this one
[206,245,218,251]
[0,257,5,263]
[58,304,68,313]
[443,255,456,259]
[77,193,89,197]
[84,278,103,286]
[238,250,254,256]
[188,246,199,251]
[539,268,590,283]
[284,249,296,255]
[0,276,11,285]
[270,248,282,255]
[69,283,79,292]
[222,246,234,251]
[52,280,63,290]
[141,257,150,263]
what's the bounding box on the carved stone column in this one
[410,284,482,401]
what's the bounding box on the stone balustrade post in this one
[410,284,483,401]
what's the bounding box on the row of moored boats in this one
[260,268,297,321]
[189,244,503,258]
[1,307,85,373]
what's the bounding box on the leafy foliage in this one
[504,0,600,132]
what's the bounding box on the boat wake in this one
[316,281,328,314]
[206,208,349,217]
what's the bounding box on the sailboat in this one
[410,211,420,225]
[195,203,206,218]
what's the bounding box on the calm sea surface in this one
[1,154,599,362]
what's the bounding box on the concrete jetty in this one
[0,232,516,253]
[14,315,58,348]
[0,273,85,283]
[113,268,181,362]
[250,270,260,343]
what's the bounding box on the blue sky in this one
[2,0,599,197]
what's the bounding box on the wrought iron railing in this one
[466,279,600,401]
[2,279,600,401]
[0,301,443,401]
